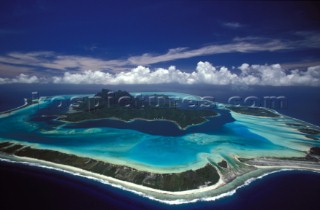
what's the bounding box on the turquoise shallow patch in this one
[0,94,318,169]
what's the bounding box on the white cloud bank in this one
[0,73,40,84]
[1,62,319,86]
[0,31,319,74]
[0,39,287,72]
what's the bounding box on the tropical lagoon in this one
[1,88,320,205]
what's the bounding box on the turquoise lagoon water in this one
[0,93,319,171]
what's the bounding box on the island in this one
[58,89,217,129]
[0,142,219,191]
[0,90,320,204]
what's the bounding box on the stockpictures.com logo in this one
[30,92,288,110]
[228,96,287,109]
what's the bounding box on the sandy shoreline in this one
[0,102,37,118]
[0,154,225,195]
[1,96,320,204]
[1,153,320,204]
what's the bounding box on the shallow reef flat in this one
[0,142,219,192]
[1,92,320,203]
[1,140,320,203]
[227,106,280,117]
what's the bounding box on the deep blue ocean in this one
[0,84,320,210]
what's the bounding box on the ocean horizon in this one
[1,1,320,209]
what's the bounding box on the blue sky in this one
[0,0,320,86]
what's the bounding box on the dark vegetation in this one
[0,142,220,191]
[61,89,217,129]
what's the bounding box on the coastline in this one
[1,153,320,204]
[58,114,218,131]
[0,154,224,198]
[0,142,221,192]
[0,101,32,117]
[0,93,319,205]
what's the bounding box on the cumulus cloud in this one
[0,73,41,84]
[1,31,320,75]
[0,40,287,73]
[52,65,192,85]
[238,63,320,86]
[1,61,315,86]
[0,30,319,87]
[1,61,319,86]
